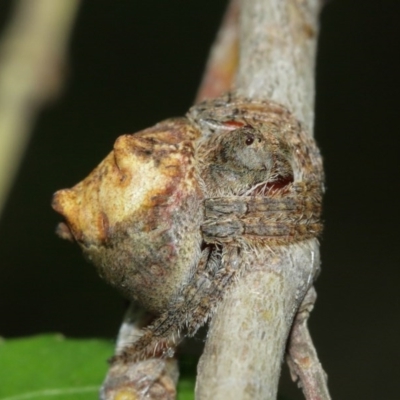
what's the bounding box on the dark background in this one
[0,1,399,399]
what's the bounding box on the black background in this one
[0,1,399,399]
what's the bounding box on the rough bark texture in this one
[235,0,321,132]
[196,242,321,400]
[195,1,326,399]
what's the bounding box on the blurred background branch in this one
[0,0,80,218]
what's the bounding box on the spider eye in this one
[245,135,254,145]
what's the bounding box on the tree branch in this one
[235,0,321,131]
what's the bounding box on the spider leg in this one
[202,182,322,245]
[112,184,322,364]
[112,244,241,363]
[101,303,179,400]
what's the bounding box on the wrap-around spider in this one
[52,93,323,363]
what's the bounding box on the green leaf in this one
[0,334,288,400]
[0,334,113,400]
[0,334,196,400]
[177,355,197,400]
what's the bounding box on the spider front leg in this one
[112,243,241,364]
[202,185,322,246]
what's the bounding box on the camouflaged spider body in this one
[52,94,323,362]
[193,96,323,247]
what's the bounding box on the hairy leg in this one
[101,303,179,400]
[112,245,242,363]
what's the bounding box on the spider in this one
[52,93,323,364]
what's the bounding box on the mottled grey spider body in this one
[52,94,323,363]
[113,94,323,362]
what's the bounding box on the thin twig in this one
[286,287,331,400]
[0,0,80,218]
